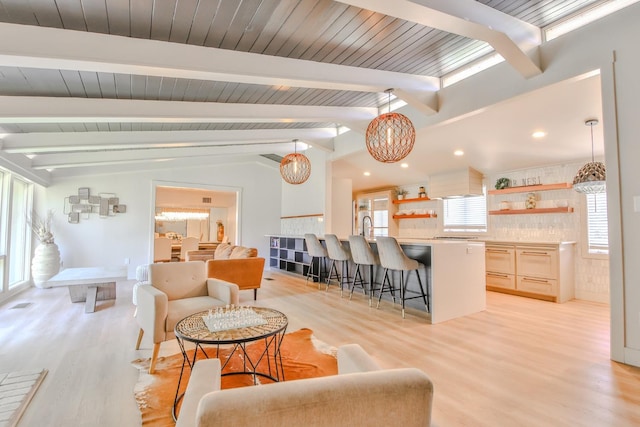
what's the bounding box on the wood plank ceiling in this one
[0,0,603,184]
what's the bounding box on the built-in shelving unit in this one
[488,182,572,195]
[268,236,311,277]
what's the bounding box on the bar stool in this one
[324,234,352,296]
[375,236,430,318]
[347,235,380,306]
[304,233,327,288]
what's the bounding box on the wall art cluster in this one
[63,187,126,223]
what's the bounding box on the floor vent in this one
[11,302,32,309]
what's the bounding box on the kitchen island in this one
[268,235,486,324]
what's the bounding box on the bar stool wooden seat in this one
[375,236,430,318]
[304,233,327,288]
[324,234,352,296]
[347,235,380,305]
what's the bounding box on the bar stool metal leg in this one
[376,268,397,309]
[349,264,368,300]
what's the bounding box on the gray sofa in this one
[176,343,433,427]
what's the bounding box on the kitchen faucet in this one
[361,215,372,238]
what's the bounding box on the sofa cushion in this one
[214,243,234,259]
[229,246,258,259]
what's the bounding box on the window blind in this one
[443,194,487,232]
[586,192,608,254]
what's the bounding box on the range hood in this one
[429,167,484,199]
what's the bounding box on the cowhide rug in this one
[132,328,337,426]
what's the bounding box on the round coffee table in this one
[172,306,288,419]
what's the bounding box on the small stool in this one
[375,236,430,318]
[324,234,352,296]
[304,233,327,288]
[347,235,380,306]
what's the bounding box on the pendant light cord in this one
[590,123,595,162]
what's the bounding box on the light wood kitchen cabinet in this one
[485,241,575,303]
[485,246,516,290]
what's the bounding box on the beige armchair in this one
[176,344,433,427]
[135,261,239,374]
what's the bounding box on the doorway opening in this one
[151,180,241,262]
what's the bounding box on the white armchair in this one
[135,261,239,373]
[175,344,433,427]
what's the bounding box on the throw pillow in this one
[214,243,234,259]
[229,246,257,259]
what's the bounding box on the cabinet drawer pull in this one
[487,249,510,253]
[522,277,550,284]
[487,273,509,278]
[520,251,549,256]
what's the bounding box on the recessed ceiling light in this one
[363,171,371,176]
[400,163,409,168]
[532,131,546,139]
[454,150,464,156]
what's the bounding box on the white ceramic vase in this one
[31,242,61,288]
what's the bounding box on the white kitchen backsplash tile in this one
[281,216,325,236]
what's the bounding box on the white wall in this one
[37,160,281,278]
[280,147,328,236]
[330,178,353,237]
[281,148,327,217]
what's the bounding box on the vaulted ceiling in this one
[0,0,613,188]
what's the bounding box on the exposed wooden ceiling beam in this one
[1,128,336,153]
[0,96,376,124]
[336,0,542,78]
[29,144,304,170]
[0,22,440,111]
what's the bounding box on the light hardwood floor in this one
[1,271,639,427]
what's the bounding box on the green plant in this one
[495,177,510,190]
[395,187,408,197]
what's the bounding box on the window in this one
[8,177,31,288]
[443,194,487,233]
[371,197,389,237]
[356,193,389,237]
[0,169,34,295]
[585,192,608,254]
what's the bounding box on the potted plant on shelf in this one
[396,187,409,200]
[395,188,409,200]
[27,209,61,288]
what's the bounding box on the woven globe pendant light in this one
[280,139,311,185]
[366,89,415,163]
[573,119,606,194]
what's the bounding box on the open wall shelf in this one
[489,207,574,215]
[488,182,572,195]
[393,214,438,219]
[392,197,432,204]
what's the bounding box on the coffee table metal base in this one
[171,307,288,421]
